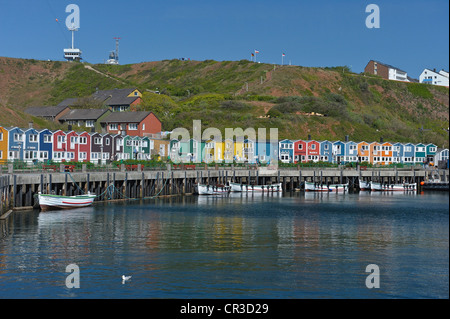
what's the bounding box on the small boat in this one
[359,179,371,191]
[304,181,348,192]
[370,182,417,191]
[38,192,96,211]
[229,182,282,192]
[196,184,231,195]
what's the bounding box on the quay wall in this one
[0,167,448,211]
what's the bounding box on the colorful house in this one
[23,127,41,163]
[7,127,25,161]
[101,111,162,137]
[380,142,393,165]
[344,141,358,163]
[392,142,403,164]
[402,143,415,164]
[279,139,294,163]
[256,141,278,164]
[306,140,321,162]
[77,131,91,162]
[223,139,234,163]
[243,139,256,163]
[0,126,9,164]
[111,134,124,161]
[369,142,381,165]
[294,139,307,163]
[414,143,427,164]
[426,143,437,163]
[320,140,333,163]
[357,141,370,163]
[52,130,68,162]
[332,141,346,164]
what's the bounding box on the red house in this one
[78,131,91,162]
[52,130,67,162]
[294,140,307,163]
[66,131,79,162]
[101,111,162,137]
[306,140,321,162]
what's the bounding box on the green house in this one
[426,143,437,161]
[123,136,149,160]
[414,143,426,164]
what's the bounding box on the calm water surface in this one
[0,191,448,299]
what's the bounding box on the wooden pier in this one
[0,167,448,211]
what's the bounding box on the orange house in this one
[380,142,393,165]
[369,142,381,165]
[357,141,370,163]
[0,126,8,164]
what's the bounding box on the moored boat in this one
[196,184,231,195]
[304,181,348,192]
[370,182,416,191]
[38,192,96,211]
[229,182,282,192]
[359,179,371,191]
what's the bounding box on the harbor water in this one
[0,191,448,299]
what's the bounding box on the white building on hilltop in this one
[419,68,449,87]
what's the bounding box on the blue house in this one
[332,141,346,164]
[402,143,415,164]
[344,141,358,163]
[39,129,53,162]
[256,141,278,164]
[23,128,40,163]
[392,142,404,164]
[279,139,294,163]
[320,140,333,163]
[7,127,25,161]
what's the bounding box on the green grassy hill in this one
[0,57,448,148]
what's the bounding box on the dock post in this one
[142,172,145,198]
[64,173,68,196]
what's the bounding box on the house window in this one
[0,132,2,141]
[105,138,110,146]
[311,144,316,150]
[129,123,138,130]
[0,150,2,159]
[79,152,87,160]
[44,135,52,143]
[94,137,102,145]
[324,144,329,150]
[109,124,118,131]
[40,151,48,159]
[29,134,38,142]
[86,120,95,127]
[14,133,23,142]
[79,136,87,144]
[298,144,303,150]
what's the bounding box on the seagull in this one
[122,275,132,284]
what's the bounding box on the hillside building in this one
[364,60,410,82]
[419,69,449,87]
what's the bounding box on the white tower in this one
[64,23,82,61]
[106,37,120,65]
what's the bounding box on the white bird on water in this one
[122,275,132,284]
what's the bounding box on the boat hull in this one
[197,184,230,195]
[305,182,348,192]
[38,193,96,211]
[229,182,282,192]
[359,179,371,191]
[370,182,416,191]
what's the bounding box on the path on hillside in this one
[84,65,127,85]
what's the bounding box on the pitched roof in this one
[59,109,109,121]
[57,98,79,107]
[100,111,152,123]
[24,105,69,117]
[372,60,407,73]
[91,88,139,106]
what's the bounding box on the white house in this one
[419,69,449,87]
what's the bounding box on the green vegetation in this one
[0,57,448,148]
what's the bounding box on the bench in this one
[173,164,196,170]
[360,166,367,171]
[42,165,58,172]
[126,164,143,171]
[64,165,75,172]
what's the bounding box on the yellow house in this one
[223,139,234,163]
[0,126,8,164]
[234,140,244,162]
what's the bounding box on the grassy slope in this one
[0,57,448,148]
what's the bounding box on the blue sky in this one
[0,0,448,78]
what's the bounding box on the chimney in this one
[68,124,72,131]
[308,134,311,140]
[345,135,349,142]
[91,127,96,133]
[380,137,384,143]
[28,122,33,129]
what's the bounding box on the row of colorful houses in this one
[0,126,170,164]
[169,138,449,166]
[1,125,448,166]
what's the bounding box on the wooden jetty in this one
[0,166,448,211]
